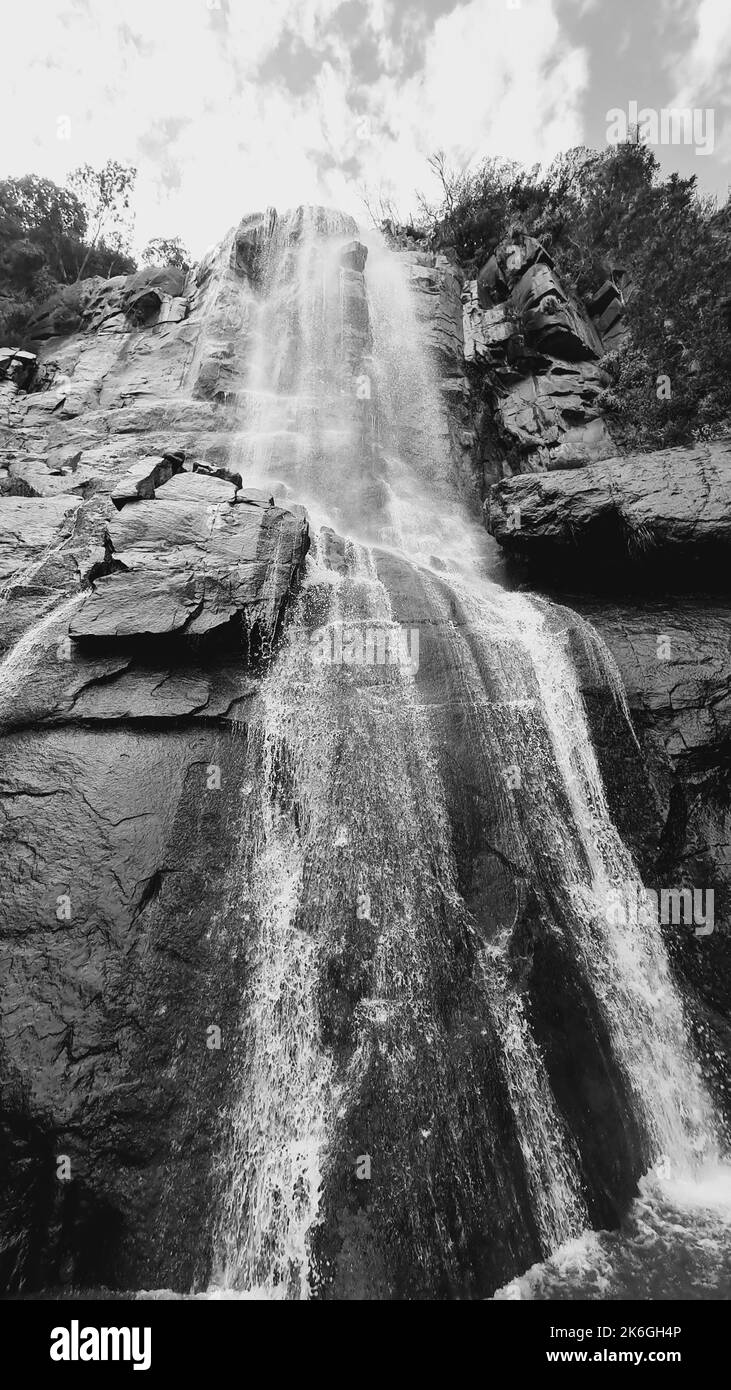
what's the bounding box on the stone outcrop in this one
[463,232,617,474]
[24,266,188,343]
[585,278,628,350]
[0,211,316,1292]
[0,346,37,386]
[493,362,616,473]
[511,260,602,361]
[71,479,308,642]
[487,440,731,566]
[110,451,185,508]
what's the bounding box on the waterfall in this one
[213,550,338,1299]
[209,206,723,1299]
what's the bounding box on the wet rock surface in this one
[0,214,312,1293]
[423,225,731,1145]
[0,206,729,1302]
[573,598,731,1128]
[0,723,251,1291]
[70,483,307,642]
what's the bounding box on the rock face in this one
[0,721,251,1290]
[0,211,313,1294]
[71,482,308,642]
[0,496,81,583]
[487,440,731,571]
[24,266,188,342]
[460,251,731,1140]
[576,598,731,1126]
[392,248,480,510]
[406,222,731,1145]
[464,232,616,475]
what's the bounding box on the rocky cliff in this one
[0,210,729,1299]
[0,213,314,1290]
[422,228,731,1132]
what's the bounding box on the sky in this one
[0,0,729,260]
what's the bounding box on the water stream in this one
[205,206,727,1299]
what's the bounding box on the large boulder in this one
[466,233,615,474]
[487,440,731,568]
[25,266,189,344]
[476,234,553,304]
[495,362,616,472]
[110,452,185,509]
[121,266,188,324]
[511,262,602,362]
[70,474,309,642]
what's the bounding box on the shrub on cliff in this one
[422,143,731,449]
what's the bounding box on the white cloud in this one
[352,0,587,212]
[665,0,731,174]
[0,0,589,255]
[667,0,731,103]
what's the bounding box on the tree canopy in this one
[141,236,192,271]
[67,160,137,280]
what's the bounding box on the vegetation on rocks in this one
[141,236,192,271]
[0,163,192,345]
[420,142,731,451]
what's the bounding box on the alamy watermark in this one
[310,622,420,674]
[50,1321,151,1371]
[606,101,715,156]
[605,884,714,938]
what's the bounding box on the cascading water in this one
[208,206,727,1300]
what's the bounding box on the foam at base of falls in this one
[494,1165,731,1300]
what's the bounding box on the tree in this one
[417,153,535,260]
[0,175,87,285]
[141,235,192,270]
[68,160,137,280]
